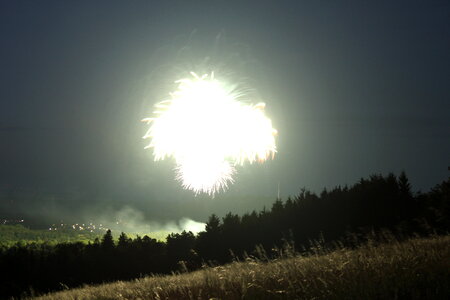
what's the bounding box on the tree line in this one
[0,172,448,298]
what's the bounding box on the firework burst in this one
[142,72,277,195]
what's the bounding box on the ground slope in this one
[35,235,450,300]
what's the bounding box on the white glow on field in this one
[179,217,206,233]
[142,72,277,195]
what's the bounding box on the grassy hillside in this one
[0,225,101,246]
[35,234,450,300]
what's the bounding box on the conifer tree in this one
[101,229,114,250]
[398,171,412,197]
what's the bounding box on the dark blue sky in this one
[1,1,449,223]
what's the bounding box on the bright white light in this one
[142,72,277,195]
[179,218,206,233]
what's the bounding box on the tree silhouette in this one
[166,231,197,270]
[118,232,131,249]
[398,171,412,197]
[1,172,449,299]
[101,229,114,250]
[196,214,225,262]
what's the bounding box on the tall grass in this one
[34,234,449,300]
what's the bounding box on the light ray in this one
[142,72,277,195]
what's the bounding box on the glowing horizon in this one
[142,72,277,195]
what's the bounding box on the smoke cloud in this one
[94,206,206,236]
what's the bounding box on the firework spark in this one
[142,72,277,195]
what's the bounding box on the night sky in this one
[1,1,449,224]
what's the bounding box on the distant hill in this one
[0,224,170,246]
[0,224,101,246]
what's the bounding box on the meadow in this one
[0,224,101,246]
[0,224,170,247]
[34,234,450,300]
